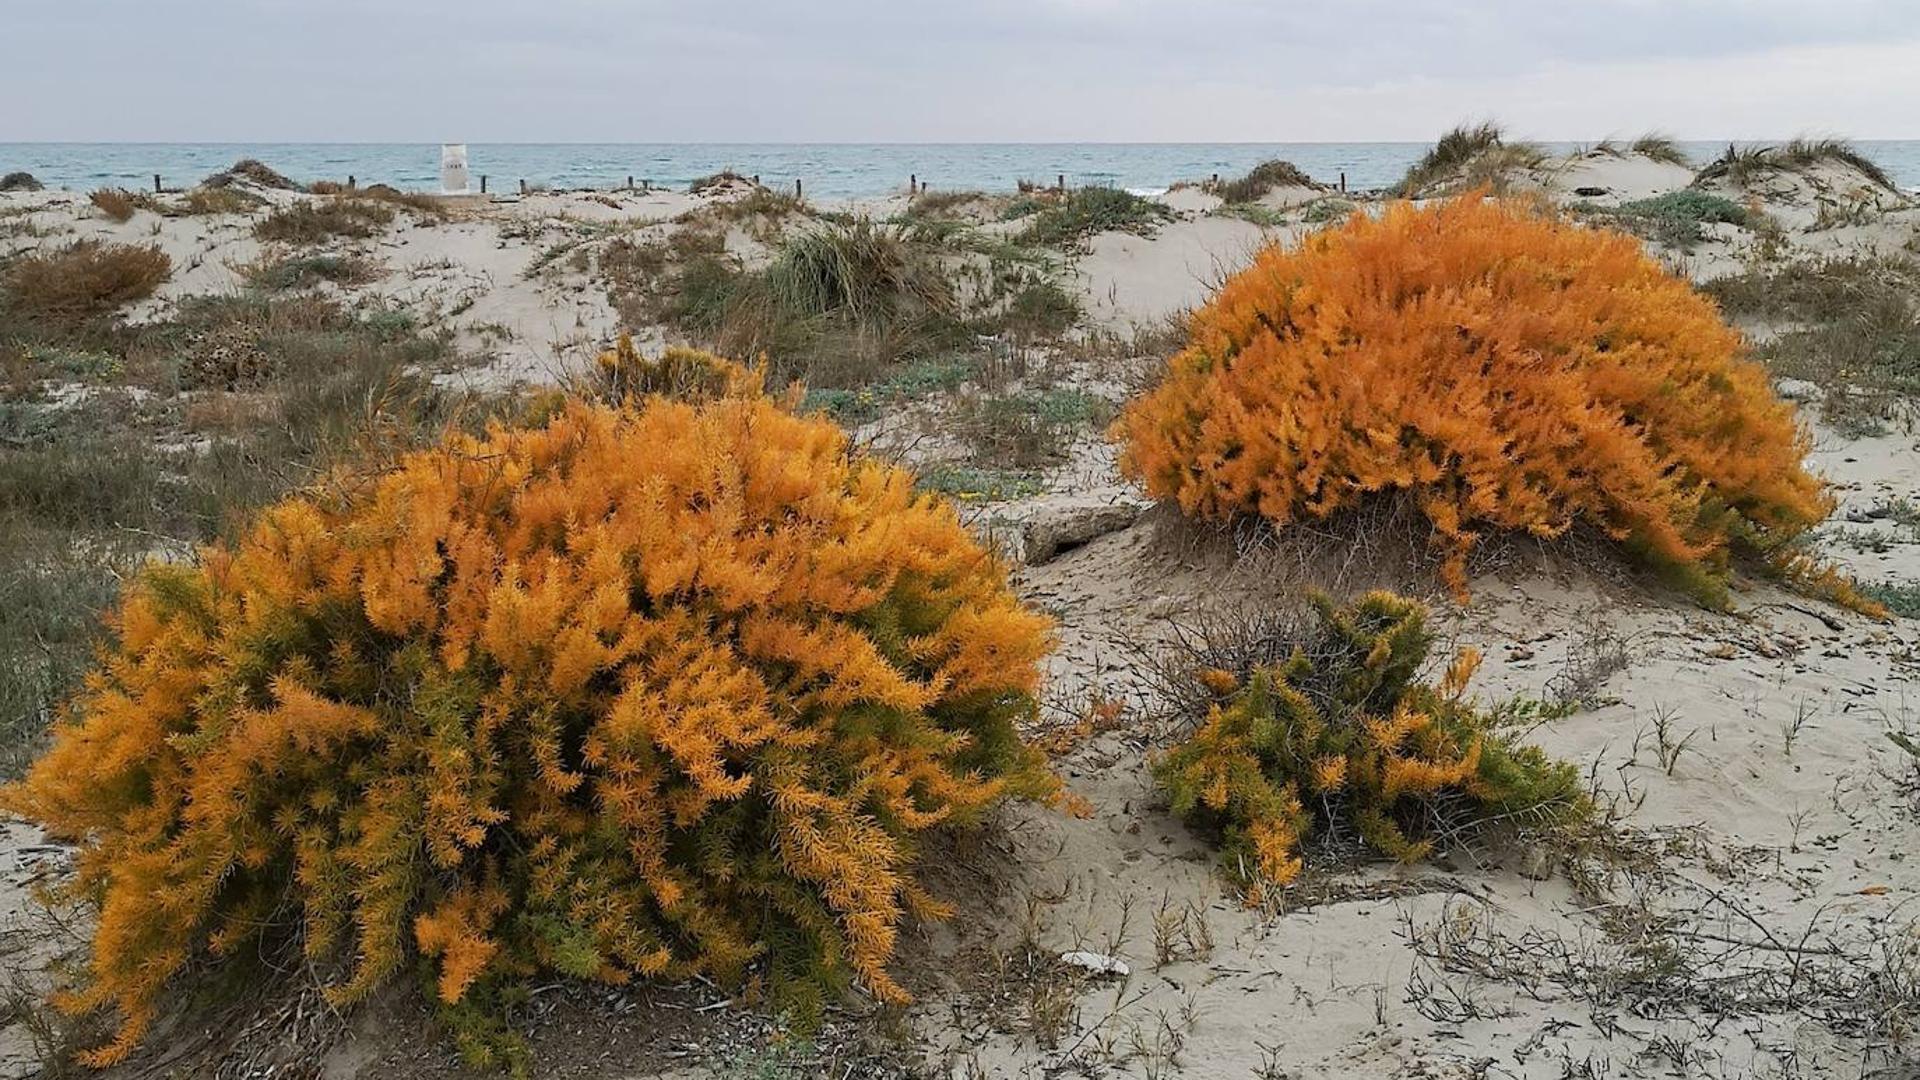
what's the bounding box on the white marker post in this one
[440,144,470,195]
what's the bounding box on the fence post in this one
[910,173,917,194]
[348,175,356,190]
[1057,173,1065,192]
[1340,171,1347,193]
[153,174,162,194]
[795,178,803,200]
[519,179,527,195]
[479,175,488,194]
[627,175,634,190]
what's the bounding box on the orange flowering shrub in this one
[1155,592,1583,900]
[1115,196,1833,603]
[4,390,1057,1064]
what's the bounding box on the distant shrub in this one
[253,198,395,243]
[1398,123,1544,197]
[1019,187,1173,247]
[1115,196,1833,604]
[202,158,301,191]
[689,169,755,195]
[1208,160,1317,204]
[0,171,43,193]
[3,390,1058,1065]
[1,240,171,321]
[1156,591,1585,899]
[88,188,141,223]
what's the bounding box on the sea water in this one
[7,142,1920,199]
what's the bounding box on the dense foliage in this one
[1155,592,1584,899]
[1115,196,1833,603]
[5,384,1058,1064]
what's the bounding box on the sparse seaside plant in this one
[1155,591,1585,899]
[1583,190,1749,249]
[0,171,43,193]
[87,188,142,223]
[1115,195,1836,606]
[3,379,1059,1065]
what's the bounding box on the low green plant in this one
[1155,591,1587,900]
[1208,161,1317,204]
[1019,187,1173,247]
[1588,190,1749,249]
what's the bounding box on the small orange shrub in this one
[1115,196,1833,603]
[5,389,1057,1064]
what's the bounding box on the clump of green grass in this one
[1696,139,1896,192]
[901,190,989,222]
[0,172,42,193]
[241,252,382,291]
[1702,256,1920,435]
[1398,122,1544,197]
[1586,190,1749,250]
[1,240,171,322]
[253,198,396,243]
[1019,187,1173,247]
[1208,160,1317,204]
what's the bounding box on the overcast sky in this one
[7,0,1920,142]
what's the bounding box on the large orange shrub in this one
[1115,195,1832,602]
[5,389,1056,1064]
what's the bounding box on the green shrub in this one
[1155,591,1586,899]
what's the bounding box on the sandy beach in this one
[3,137,1920,1079]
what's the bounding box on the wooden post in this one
[1057,173,1066,192]
[1339,171,1347,193]
[153,174,162,194]
[752,174,760,186]
[480,175,488,194]
[1212,172,1219,187]
[642,178,651,192]
[519,178,527,195]
[348,175,356,190]
[910,173,917,194]
[627,175,634,190]
[794,178,803,200]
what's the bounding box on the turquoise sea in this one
[6,143,1920,199]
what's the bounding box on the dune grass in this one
[203,158,302,191]
[1631,134,1691,166]
[0,172,42,193]
[240,252,383,291]
[1697,139,1896,191]
[87,188,145,223]
[1209,160,1317,204]
[1398,123,1545,197]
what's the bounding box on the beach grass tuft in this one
[1697,138,1895,191]
[1018,186,1172,247]
[1208,160,1318,204]
[1399,122,1544,197]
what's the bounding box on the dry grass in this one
[87,188,142,223]
[180,186,266,216]
[1,240,171,321]
[240,252,383,291]
[1630,133,1690,166]
[253,198,395,243]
